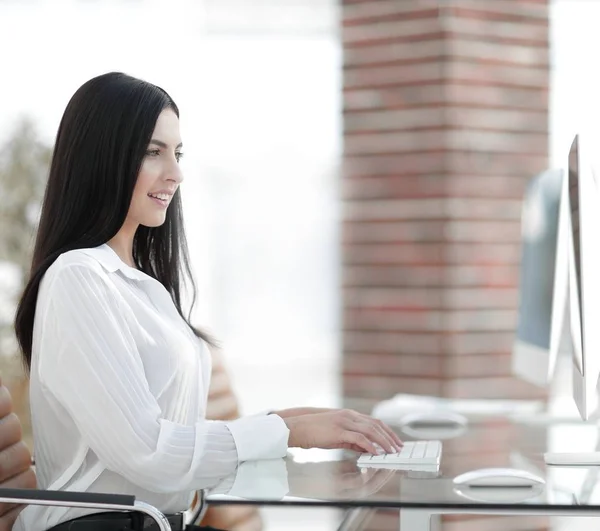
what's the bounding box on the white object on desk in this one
[357,440,442,469]
[453,484,546,504]
[452,467,546,504]
[400,411,468,428]
[398,411,468,440]
[452,468,546,488]
[544,451,600,466]
[372,394,543,423]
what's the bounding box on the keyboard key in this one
[357,440,442,469]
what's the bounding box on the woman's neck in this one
[107,221,138,268]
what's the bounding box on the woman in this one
[13,72,402,531]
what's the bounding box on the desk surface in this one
[206,414,600,513]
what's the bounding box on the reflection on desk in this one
[205,414,599,515]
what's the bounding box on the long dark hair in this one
[15,72,213,370]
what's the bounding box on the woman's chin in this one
[140,215,167,228]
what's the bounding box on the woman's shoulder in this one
[52,247,105,273]
[43,247,110,289]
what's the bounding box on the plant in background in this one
[0,118,51,446]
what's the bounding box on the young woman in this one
[13,72,402,531]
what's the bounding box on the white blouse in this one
[15,244,289,531]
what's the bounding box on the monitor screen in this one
[568,137,583,326]
[512,169,564,387]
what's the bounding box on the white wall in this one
[0,0,342,414]
[550,0,600,168]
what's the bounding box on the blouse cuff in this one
[225,414,289,462]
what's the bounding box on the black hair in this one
[15,72,213,370]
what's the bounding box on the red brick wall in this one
[341,0,549,409]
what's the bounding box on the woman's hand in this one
[282,409,403,455]
[272,407,337,419]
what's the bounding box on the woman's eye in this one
[175,152,184,163]
[146,149,160,157]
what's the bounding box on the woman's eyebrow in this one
[149,139,183,149]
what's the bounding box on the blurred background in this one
[0,0,597,529]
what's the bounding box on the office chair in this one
[0,378,173,531]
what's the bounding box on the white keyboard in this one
[357,440,442,468]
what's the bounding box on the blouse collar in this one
[78,244,153,282]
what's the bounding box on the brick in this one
[343,220,446,243]
[443,288,519,309]
[445,310,517,331]
[446,332,514,355]
[345,307,519,332]
[340,174,527,202]
[344,130,447,155]
[445,243,522,265]
[447,1,549,23]
[343,1,440,26]
[345,107,547,134]
[443,376,545,399]
[447,352,515,378]
[343,331,443,355]
[344,39,445,67]
[344,198,522,221]
[446,151,547,177]
[448,60,549,89]
[344,85,445,111]
[344,153,447,177]
[341,0,549,405]
[446,17,548,46]
[344,287,443,310]
[344,352,445,377]
[444,221,521,243]
[343,18,441,46]
[344,199,448,221]
[445,198,522,220]
[345,130,547,156]
[445,83,548,111]
[448,39,549,68]
[343,374,445,399]
[446,175,528,199]
[343,265,446,288]
[342,175,448,200]
[446,107,548,133]
[343,108,444,132]
[343,243,444,266]
[444,264,519,288]
[344,308,446,332]
[344,61,445,90]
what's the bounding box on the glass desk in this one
[204,414,600,530]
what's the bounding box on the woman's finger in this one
[374,418,403,449]
[351,418,396,454]
[342,431,378,454]
[355,413,403,449]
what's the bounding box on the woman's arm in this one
[38,262,289,494]
[272,407,336,419]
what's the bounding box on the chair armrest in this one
[0,489,171,531]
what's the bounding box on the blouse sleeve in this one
[37,262,289,493]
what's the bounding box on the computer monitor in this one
[567,134,600,421]
[543,135,600,466]
[512,168,567,387]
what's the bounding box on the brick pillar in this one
[341,0,550,409]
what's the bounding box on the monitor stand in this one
[544,451,600,466]
[544,411,600,466]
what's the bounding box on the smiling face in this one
[127,108,184,228]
